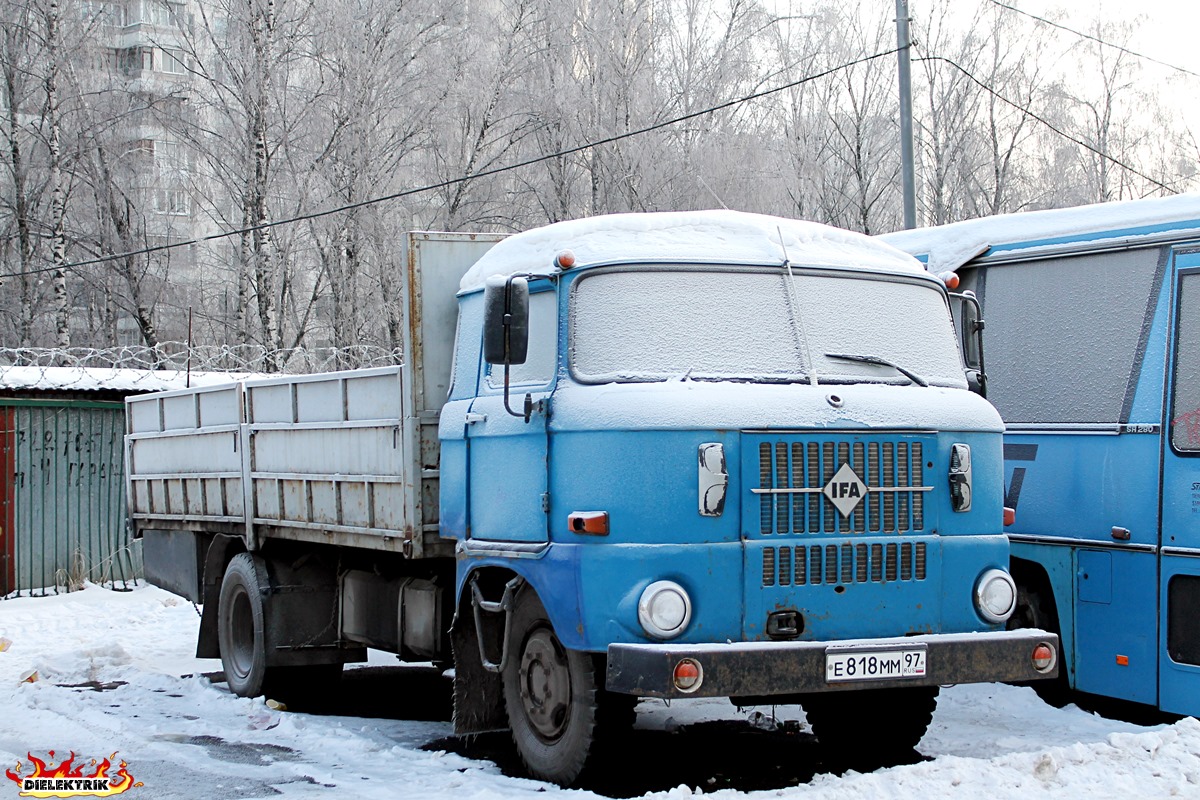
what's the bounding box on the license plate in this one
[825,645,927,682]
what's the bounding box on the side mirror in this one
[951,291,987,398]
[483,276,529,365]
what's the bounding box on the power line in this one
[985,0,1200,80]
[1,48,899,282]
[917,54,1175,193]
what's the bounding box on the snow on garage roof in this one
[0,366,247,395]
[459,210,926,291]
[880,192,1200,274]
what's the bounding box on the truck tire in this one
[503,590,599,785]
[803,686,938,765]
[217,553,271,698]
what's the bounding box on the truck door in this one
[1160,254,1200,716]
[466,285,557,543]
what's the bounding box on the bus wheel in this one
[804,686,938,766]
[217,553,270,697]
[1008,582,1072,708]
[503,591,598,785]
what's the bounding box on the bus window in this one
[980,248,1159,424]
[1171,272,1200,452]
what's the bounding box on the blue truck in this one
[126,211,1057,785]
[883,193,1200,718]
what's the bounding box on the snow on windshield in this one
[569,266,967,388]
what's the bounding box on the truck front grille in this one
[761,541,927,587]
[757,440,927,534]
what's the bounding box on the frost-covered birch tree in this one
[0,0,45,349]
[808,4,900,234]
[301,0,450,356]
[178,0,320,365]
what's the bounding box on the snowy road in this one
[1,584,1198,799]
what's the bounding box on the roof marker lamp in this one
[975,568,1017,624]
[555,249,576,269]
[937,271,960,289]
[638,581,692,640]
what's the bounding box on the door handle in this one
[465,412,488,425]
[1111,526,1131,541]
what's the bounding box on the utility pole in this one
[895,0,917,229]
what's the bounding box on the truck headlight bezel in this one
[637,580,692,640]
[975,568,1017,624]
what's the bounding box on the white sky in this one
[955,0,1200,132]
[1017,0,1200,74]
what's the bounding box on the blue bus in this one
[883,194,1200,716]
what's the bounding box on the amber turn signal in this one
[1003,506,1016,526]
[568,510,609,535]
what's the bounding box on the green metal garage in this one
[0,367,230,596]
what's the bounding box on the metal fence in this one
[0,399,138,596]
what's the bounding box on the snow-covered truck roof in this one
[880,192,1200,273]
[459,210,925,292]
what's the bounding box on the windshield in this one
[568,265,967,388]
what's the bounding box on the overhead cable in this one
[985,0,1200,79]
[917,53,1175,193]
[2,48,899,280]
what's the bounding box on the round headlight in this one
[975,568,1017,623]
[637,581,692,639]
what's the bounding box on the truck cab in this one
[440,211,1057,781]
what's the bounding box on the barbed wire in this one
[0,344,404,378]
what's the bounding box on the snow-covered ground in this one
[1,584,1198,799]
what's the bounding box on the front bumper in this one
[606,628,1059,698]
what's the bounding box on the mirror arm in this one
[949,290,988,397]
[501,363,533,423]
[499,273,537,424]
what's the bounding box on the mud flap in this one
[451,601,506,734]
[197,534,242,658]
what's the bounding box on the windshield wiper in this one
[823,352,929,387]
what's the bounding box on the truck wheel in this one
[503,591,599,785]
[803,686,938,765]
[217,553,271,698]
